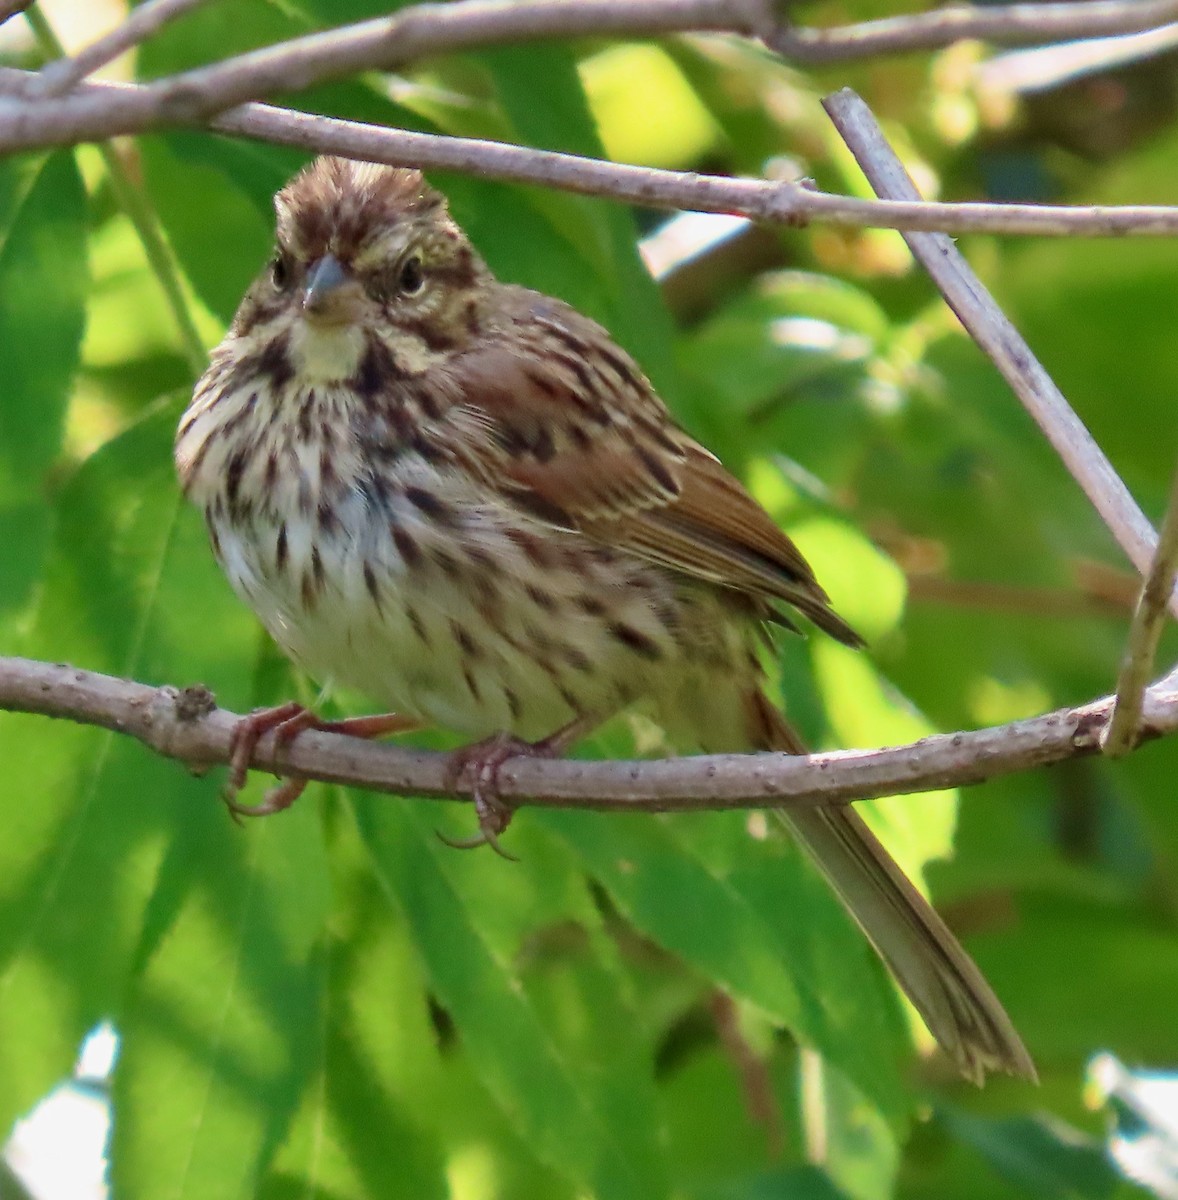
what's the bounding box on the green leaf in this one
[938,1107,1124,1200]
[139,136,278,327]
[479,43,679,390]
[112,807,329,1199]
[0,402,182,1130]
[355,796,670,1200]
[532,808,909,1122]
[0,151,87,620]
[688,1165,853,1200]
[261,830,449,1200]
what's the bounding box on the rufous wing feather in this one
[441,292,861,644]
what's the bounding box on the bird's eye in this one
[398,255,424,296]
[271,253,292,289]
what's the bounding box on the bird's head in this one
[231,156,489,382]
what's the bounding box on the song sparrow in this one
[175,156,1033,1083]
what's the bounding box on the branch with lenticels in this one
[1,0,1178,241]
[2,73,1178,239]
[3,656,1177,812]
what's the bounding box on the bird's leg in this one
[225,704,422,820]
[439,714,599,859]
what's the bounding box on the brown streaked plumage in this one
[175,156,1034,1085]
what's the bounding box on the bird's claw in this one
[439,718,595,858]
[439,732,526,860]
[222,704,421,821]
[222,702,310,820]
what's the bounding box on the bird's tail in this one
[744,688,1035,1084]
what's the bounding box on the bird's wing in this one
[436,295,860,645]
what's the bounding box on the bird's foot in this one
[438,716,597,859]
[224,704,422,820]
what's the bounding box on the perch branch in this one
[1105,462,1178,754]
[1,656,1175,812]
[824,88,1177,617]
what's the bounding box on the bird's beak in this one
[302,254,361,325]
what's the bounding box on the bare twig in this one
[1,0,1178,156]
[1,656,1175,813]
[823,88,1176,618]
[769,0,1178,64]
[978,23,1178,97]
[215,100,1178,237]
[1104,463,1178,755]
[905,575,1133,620]
[29,0,213,98]
[4,73,1178,240]
[0,0,753,149]
[711,991,785,1161]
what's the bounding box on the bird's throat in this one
[288,318,367,384]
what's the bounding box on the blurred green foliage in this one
[1,1,1177,1197]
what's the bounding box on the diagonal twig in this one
[823,87,1176,618]
[28,0,213,99]
[1104,462,1178,755]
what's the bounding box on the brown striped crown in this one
[276,158,447,264]
[229,157,490,359]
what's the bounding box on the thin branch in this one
[215,100,1178,237]
[905,575,1133,621]
[4,73,1178,240]
[1,656,1175,813]
[768,0,1178,64]
[1,0,1178,155]
[978,22,1178,97]
[29,0,213,99]
[1104,462,1178,755]
[823,88,1177,618]
[0,0,756,150]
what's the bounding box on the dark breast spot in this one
[349,335,401,400]
[504,528,559,570]
[391,523,422,569]
[297,390,316,440]
[225,448,247,510]
[608,621,662,661]
[524,583,557,612]
[251,331,293,389]
[561,644,593,672]
[450,620,481,659]
[405,604,429,644]
[363,560,382,610]
[405,486,454,524]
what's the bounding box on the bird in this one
[174,155,1035,1084]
